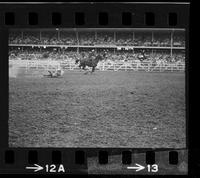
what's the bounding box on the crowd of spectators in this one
[79,32,95,45]
[9,30,185,47]
[9,30,185,65]
[9,47,185,64]
[173,35,185,47]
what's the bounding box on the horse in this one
[75,53,105,74]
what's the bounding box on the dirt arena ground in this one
[9,70,186,148]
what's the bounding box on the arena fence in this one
[61,60,185,72]
[9,59,185,73]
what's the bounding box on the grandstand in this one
[9,28,185,72]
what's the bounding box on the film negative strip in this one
[0,2,193,176]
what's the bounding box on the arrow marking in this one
[26,164,43,172]
[127,163,145,172]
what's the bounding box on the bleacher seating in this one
[9,29,185,64]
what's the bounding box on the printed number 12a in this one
[45,164,65,173]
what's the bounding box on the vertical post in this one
[152,31,153,44]
[62,48,64,60]
[22,31,23,40]
[95,31,97,42]
[58,30,60,41]
[114,31,116,44]
[59,48,61,60]
[133,31,134,46]
[170,30,173,58]
[76,30,79,46]
[40,30,41,41]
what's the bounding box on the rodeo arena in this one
[9,28,186,148]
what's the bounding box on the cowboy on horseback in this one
[75,50,105,74]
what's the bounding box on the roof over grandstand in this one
[9,28,185,32]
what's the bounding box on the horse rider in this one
[47,67,64,77]
[88,50,96,60]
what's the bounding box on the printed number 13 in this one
[147,164,158,172]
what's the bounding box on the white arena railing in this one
[9,59,185,72]
[60,60,185,72]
